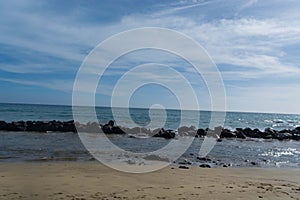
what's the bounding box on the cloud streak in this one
[0,0,300,113]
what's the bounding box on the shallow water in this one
[1,131,299,168]
[0,103,300,168]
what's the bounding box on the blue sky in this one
[0,0,300,114]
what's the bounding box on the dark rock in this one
[2,120,300,142]
[179,165,189,169]
[291,134,300,140]
[253,128,264,138]
[294,127,300,134]
[250,161,257,165]
[112,126,126,134]
[89,157,96,161]
[62,121,76,132]
[0,156,14,159]
[152,128,175,139]
[263,134,273,139]
[264,128,277,137]
[279,129,291,134]
[199,164,211,168]
[196,128,206,137]
[243,128,258,138]
[178,159,192,165]
[12,121,26,131]
[264,127,292,140]
[0,121,8,131]
[274,132,292,140]
[220,129,236,138]
[235,128,246,139]
[101,120,125,134]
[196,157,212,162]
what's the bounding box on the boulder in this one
[152,128,175,139]
[178,160,193,165]
[0,121,8,130]
[264,128,277,137]
[220,129,236,138]
[101,120,125,134]
[294,127,300,134]
[196,157,212,162]
[235,128,246,139]
[111,126,126,134]
[279,129,291,134]
[243,128,257,138]
[291,134,300,140]
[196,128,206,137]
[273,132,292,140]
[179,165,189,169]
[199,164,211,168]
[62,120,76,132]
[12,121,26,131]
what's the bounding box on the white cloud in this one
[0,77,73,92]
[1,1,299,78]
[1,1,300,113]
[226,84,300,114]
[112,14,300,79]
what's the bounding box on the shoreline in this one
[0,162,299,199]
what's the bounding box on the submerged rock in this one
[197,157,212,162]
[178,165,189,169]
[199,164,211,168]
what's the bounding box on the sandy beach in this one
[0,162,299,200]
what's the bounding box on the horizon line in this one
[0,101,299,116]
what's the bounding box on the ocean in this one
[0,103,299,168]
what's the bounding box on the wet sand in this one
[0,162,299,200]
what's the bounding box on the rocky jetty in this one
[0,120,300,141]
[0,120,76,132]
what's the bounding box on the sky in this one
[0,0,300,114]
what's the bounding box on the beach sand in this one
[0,162,299,200]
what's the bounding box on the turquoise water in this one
[0,103,300,168]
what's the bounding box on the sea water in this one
[0,103,299,168]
